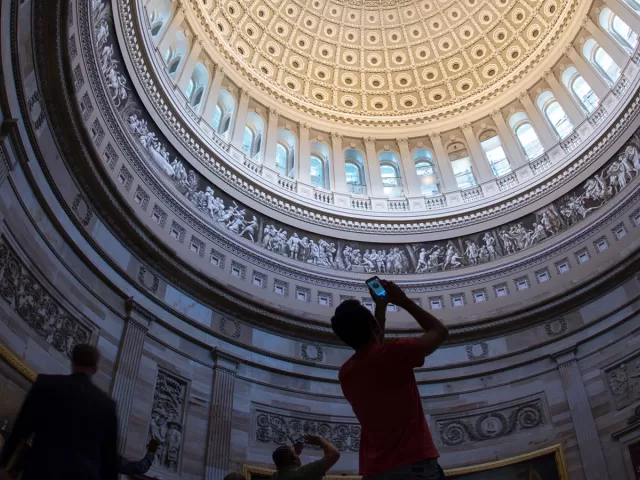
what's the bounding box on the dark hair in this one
[272,446,295,469]
[71,344,100,370]
[331,299,376,350]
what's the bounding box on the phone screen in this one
[366,277,387,298]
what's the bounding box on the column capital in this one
[395,137,409,146]
[240,87,251,97]
[124,296,153,331]
[428,131,441,139]
[298,121,309,131]
[552,346,577,367]
[210,347,241,373]
[268,107,279,117]
[461,122,472,131]
[331,131,343,140]
[490,109,504,119]
[364,136,376,145]
[518,90,529,100]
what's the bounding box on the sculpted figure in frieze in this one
[87,0,640,277]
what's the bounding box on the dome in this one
[1,0,640,477]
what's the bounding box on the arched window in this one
[600,8,639,52]
[378,151,403,197]
[277,130,297,177]
[212,105,222,132]
[584,39,621,86]
[242,127,254,156]
[447,141,476,190]
[344,148,366,195]
[480,132,511,177]
[622,0,640,13]
[509,112,544,160]
[147,0,171,37]
[184,63,209,111]
[537,91,573,139]
[211,89,235,136]
[413,148,439,195]
[310,156,325,188]
[562,67,598,113]
[163,31,188,77]
[276,144,288,173]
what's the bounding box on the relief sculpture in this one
[149,370,188,474]
[89,0,640,276]
[607,358,640,410]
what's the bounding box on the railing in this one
[351,198,371,210]
[243,157,262,174]
[497,172,518,192]
[613,75,630,97]
[347,183,367,195]
[530,154,552,174]
[560,130,582,154]
[314,190,334,204]
[461,186,483,203]
[588,105,608,127]
[425,195,447,210]
[277,175,296,191]
[388,199,409,211]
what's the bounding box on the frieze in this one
[83,0,640,279]
[606,354,640,410]
[109,0,640,236]
[435,396,546,446]
[255,409,360,452]
[0,239,91,358]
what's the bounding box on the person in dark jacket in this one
[0,344,118,480]
[118,438,160,476]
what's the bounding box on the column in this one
[156,4,184,52]
[205,348,240,480]
[262,108,280,170]
[364,138,384,196]
[201,66,225,124]
[230,89,250,151]
[397,138,422,197]
[555,349,610,480]
[462,125,494,182]
[545,71,585,127]
[297,123,311,183]
[176,38,203,92]
[331,133,347,193]
[110,298,151,454]
[519,92,557,148]
[602,0,640,34]
[491,110,528,168]
[565,45,609,100]
[429,134,458,192]
[584,17,629,69]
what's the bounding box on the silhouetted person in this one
[118,438,160,475]
[0,344,118,480]
[223,473,245,480]
[331,280,449,480]
[270,434,340,480]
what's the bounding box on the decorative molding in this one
[436,396,546,446]
[465,342,489,360]
[220,317,241,339]
[300,344,324,363]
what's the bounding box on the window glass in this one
[571,76,598,113]
[212,105,222,131]
[623,0,640,12]
[415,161,439,195]
[310,156,324,187]
[346,163,361,185]
[185,78,195,100]
[380,165,398,186]
[613,16,639,49]
[515,123,544,159]
[242,127,253,156]
[545,101,573,139]
[276,144,288,174]
[595,47,621,83]
[451,157,476,189]
[480,136,511,177]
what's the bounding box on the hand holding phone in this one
[366,276,388,303]
[366,278,409,307]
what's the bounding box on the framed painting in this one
[243,444,568,480]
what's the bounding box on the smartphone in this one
[366,276,387,299]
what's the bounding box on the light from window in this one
[594,47,621,84]
[515,123,544,159]
[185,78,195,100]
[310,155,324,187]
[480,135,511,177]
[613,16,639,48]
[346,162,361,185]
[242,127,253,156]
[571,75,598,113]
[451,157,476,189]
[415,160,439,195]
[212,105,222,131]
[380,164,398,186]
[623,0,640,13]
[545,101,573,139]
[276,143,288,175]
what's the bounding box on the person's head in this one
[71,344,100,376]
[272,445,300,470]
[331,299,379,350]
[223,473,245,480]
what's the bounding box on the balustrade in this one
[497,172,519,192]
[461,186,483,203]
[425,195,447,210]
[560,131,582,154]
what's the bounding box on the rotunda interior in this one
[0,0,640,477]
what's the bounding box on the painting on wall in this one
[242,444,568,480]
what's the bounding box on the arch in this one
[479,130,512,177]
[185,62,209,111]
[599,7,639,52]
[412,148,439,195]
[378,151,403,198]
[344,148,366,194]
[508,112,544,160]
[584,38,621,86]
[277,129,296,177]
[212,89,235,136]
[163,30,188,77]
[537,91,573,140]
[242,111,265,160]
[622,0,640,12]
[146,0,171,37]
[310,141,331,189]
[447,140,476,189]
[562,66,598,113]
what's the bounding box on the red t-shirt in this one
[338,338,439,476]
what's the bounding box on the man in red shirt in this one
[331,279,449,480]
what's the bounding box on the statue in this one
[239,216,259,242]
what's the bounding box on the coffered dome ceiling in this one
[199,0,579,125]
